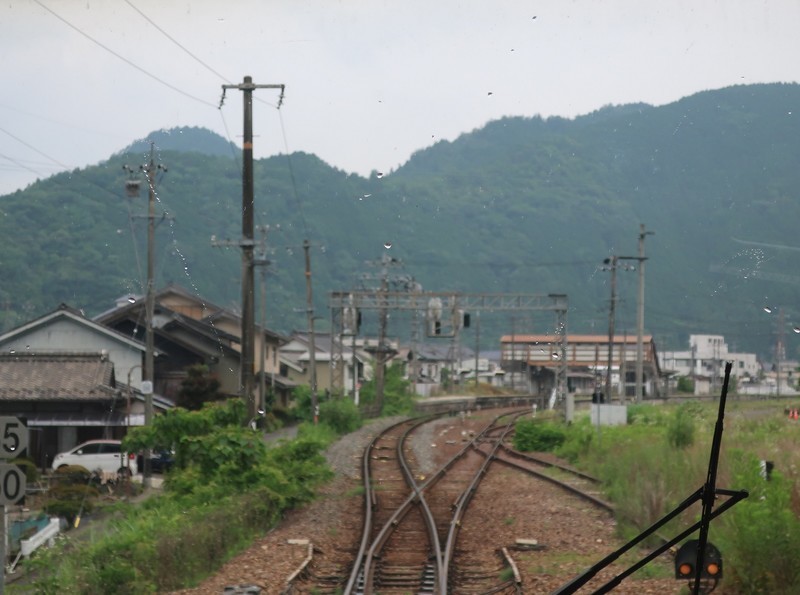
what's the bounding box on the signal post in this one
[0,416,27,594]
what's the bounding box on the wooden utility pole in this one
[221,76,284,420]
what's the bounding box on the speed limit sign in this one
[0,463,25,505]
[0,417,27,457]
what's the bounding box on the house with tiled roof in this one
[0,352,123,468]
[0,304,173,468]
[95,284,295,408]
[280,331,368,403]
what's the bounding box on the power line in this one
[32,0,217,109]
[0,125,71,169]
[277,110,309,237]
[123,0,230,83]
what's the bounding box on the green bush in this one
[554,417,595,463]
[12,457,40,483]
[319,398,363,434]
[676,376,694,393]
[666,403,696,449]
[358,362,416,415]
[26,427,333,593]
[717,450,800,594]
[512,420,567,452]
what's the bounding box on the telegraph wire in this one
[122,0,229,83]
[123,0,280,110]
[0,151,43,177]
[32,0,217,109]
[0,125,70,170]
[277,110,309,237]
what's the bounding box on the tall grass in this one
[558,401,800,592]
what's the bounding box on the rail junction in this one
[281,405,635,595]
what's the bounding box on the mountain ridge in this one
[2,83,799,359]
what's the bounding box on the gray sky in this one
[1,0,799,196]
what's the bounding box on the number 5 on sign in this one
[0,463,25,505]
[0,416,27,458]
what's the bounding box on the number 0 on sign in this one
[0,416,28,458]
[0,463,25,505]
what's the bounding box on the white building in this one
[659,334,759,394]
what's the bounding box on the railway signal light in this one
[675,539,723,582]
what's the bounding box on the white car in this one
[51,439,138,476]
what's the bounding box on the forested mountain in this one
[2,83,799,358]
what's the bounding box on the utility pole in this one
[510,316,516,391]
[474,312,480,387]
[360,253,408,413]
[374,260,389,411]
[602,250,641,404]
[255,225,271,414]
[303,239,319,423]
[635,224,654,403]
[220,76,284,420]
[776,307,785,399]
[123,142,165,489]
[604,255,618,403]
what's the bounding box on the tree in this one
[176,364,222,410]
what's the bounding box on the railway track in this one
[285,409,626,595]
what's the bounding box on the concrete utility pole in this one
[123,142,165,489]
[255,225,271,413]
[604,255,618,403]
[602,254,638,402]
[374,258,390,412]
[303,239,319,423]
[635,224,654,403]
[220,76,284,420]
[358,254,409,412]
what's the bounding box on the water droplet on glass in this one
[8,350,15,355]
[384,242,393,249]
[551,353,560,360]
[794,326,800,334]
[763,306,773,314]
[128,296,136,303]
[363,194,372,199]
[376,172,384,178]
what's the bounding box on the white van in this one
[51,439,138,476]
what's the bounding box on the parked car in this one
[148,450,175,473]
[51,439,138,476]
[137,450,175,474]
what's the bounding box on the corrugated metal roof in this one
[0,352,116,401]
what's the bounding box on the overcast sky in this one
[1,0,799,196]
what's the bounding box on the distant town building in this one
[659,334,759,395]
[500,334,660,400]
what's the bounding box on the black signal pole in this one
[221,76,284,420]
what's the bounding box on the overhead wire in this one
[32,0,217,109]
[277,111,309,238]
[0,125,71,170]
[122,0,229,83]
